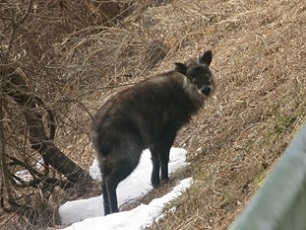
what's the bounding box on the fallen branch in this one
[1,67,90,183]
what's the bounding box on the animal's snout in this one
[201,86,212,96]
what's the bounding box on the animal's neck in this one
[183,77,206,109]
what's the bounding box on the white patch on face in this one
[182,72,216,101]
[183,77,206,99]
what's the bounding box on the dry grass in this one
[1,0,305,229]
[140,0,306,229]
[60,0,306,229]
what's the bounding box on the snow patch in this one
[60,147,191,230]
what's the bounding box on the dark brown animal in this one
[91,50,216,215]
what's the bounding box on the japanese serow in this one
[91,50,216,215]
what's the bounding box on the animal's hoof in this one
[151,180,160,188]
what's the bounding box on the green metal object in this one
[230,124,306,230]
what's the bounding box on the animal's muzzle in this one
[201,86,212,96]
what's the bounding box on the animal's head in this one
[175,50,216,97]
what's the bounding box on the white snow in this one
[14,159,44,183]
[60,147,192,230]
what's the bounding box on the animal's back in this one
[91,50,215,215]
[91,71,197,155]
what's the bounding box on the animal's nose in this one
[201,86,212,96]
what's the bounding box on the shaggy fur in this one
[91,50,216,215]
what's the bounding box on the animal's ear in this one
[175,62,188,75]
[198,50,212,66]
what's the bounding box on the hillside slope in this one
[1,0,305,229]
[137,0,306,229]
[66,0,305,229]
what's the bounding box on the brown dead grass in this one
[61,0,306,229]
[2,0,305,229]
[141,0,306,229]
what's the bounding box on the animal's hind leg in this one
[104,160,139,213]
[103,140,142,214]
[100,162,112,215]
[102,177,110,215]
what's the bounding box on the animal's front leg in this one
[150,147,161,188]
[157,127,177,184]
[159,150,170,184]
